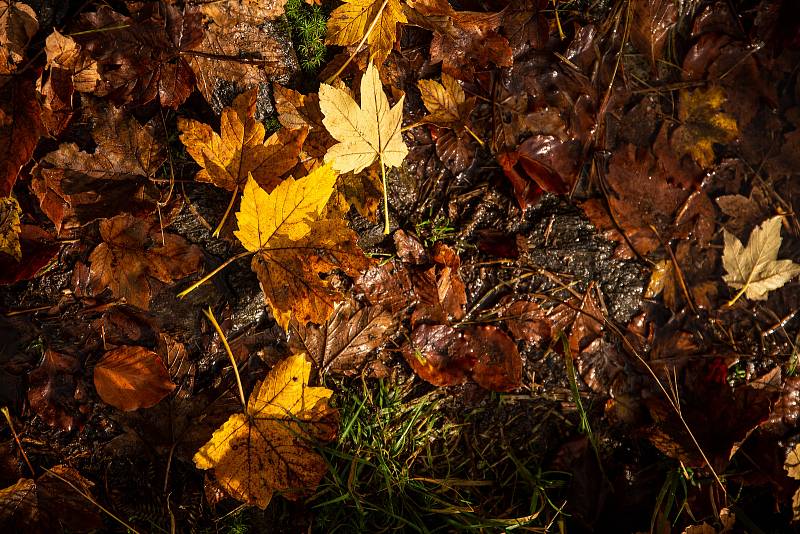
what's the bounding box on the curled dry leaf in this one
[0,465,102,533]
[0,195,20,260]
[31,100,164,234]
[179,88,306,193]
[289,300,398,376]
[194,353,338,509]
[27,350,81,432]
[410,242,467,326]
[84,214,203,310]
[325,0,407,64]
[72,4,204,108]
[93,345,176,411]
[418,73,479,173]
[0,0,37,75]
[234,164,371,330]
[722,216,800,301]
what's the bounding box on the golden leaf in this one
[671,86,738,168]
[418,73,471,126]
[325,0,407,64]
[178,88,306,193]
[234,164,371,329]
[0,0,37,74]
[193,353,338,509]
[319,61,407,175]
[0,195,21,260]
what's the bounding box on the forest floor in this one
[1,0,800,532]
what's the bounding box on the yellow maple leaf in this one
[0,195,21,260]
[179,88,307,235]
[194,353,338,509]
[671,86,738,168]
[319,61,407,233]
[234,164,371,329]
[325,0,407,64]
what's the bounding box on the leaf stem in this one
[726,285,747,307]
[323,0,389,85]
[463,124,485,147]
[213,185,239,238]
[203,307,247,411]
[177,250,253,298]
[379,153,390,234]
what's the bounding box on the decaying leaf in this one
[0,74,44,197]
[31,99,164,234]
[194,353,338,509]
[72,4,204,108]
[671,86,738,168]
[785,442,800,522]
[630,0,677,68]
[273,83,335,175]
[93,345,176,411]
[289,299,398,375]
[187,0,296,111]
[320,61,408,175]
[234,164,371,329]
[180,88,306,193]
[410,242,467,326]
[418,73,479,173]
[27,350,81,432]
[722,216,800,301]
[0,195,20,260]
[326,0,407,64]
[405,0,512,80]
[0,224,59,285]
[0,465,102,533]
[84,214,203,310]
[0,0,37,74]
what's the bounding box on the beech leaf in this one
[193,353,338,509]
[93,346,176,411]
[722,216,800,302]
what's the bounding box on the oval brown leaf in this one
[93,346,175,411]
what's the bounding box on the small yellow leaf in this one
[193,353,338,509]
[325,0,407,64]
[671,86,738,168]
[319,61,408,174]
[0,196,21,260]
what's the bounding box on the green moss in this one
[285,0,329,72]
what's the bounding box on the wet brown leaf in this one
[355,260,415,315]
[497,296,551,344]
[501,0,549,57]
[0,465,102,533]
[31,99,164,234]
[27,350,81,432]
[0,224,59,285]
[84,214,203,310]
[410,242,467,326]
[93,345,176,411]
[289,300,398,376]
[0,74,44,197]
[630,0,678,68]
[403,324,473,386]
[463,325,521,392]
[72,4,204,108]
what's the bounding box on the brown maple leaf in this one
[82,214,203,310]
[72,4,204,108]
[179,88,306,194]
[405,0,512,80]
[273,82,335,175]
[187,0,297,112]
[31,99,164,235]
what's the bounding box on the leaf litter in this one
[0,0,799,532]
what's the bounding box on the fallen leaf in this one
[410,242,467,326]
[463,325,522,392]
[187,0,297,111]
[319,61,408,175]
[501,0,549,57]
[722,215,800,301]
[85,214,203,310]
[0,74,44,197]
[630,0,678,69]
[335,165,384,221]
[180,88,306,193]
[0,224,59,285]
[193,353,338,509]
[498,297,551,344]
[234,164,371,329]
[0,195,20,260]
[93,345,176,411]
[27,350,81,432]
[326,0,407,64]
[403,324,473,386]
[716,187,770,236]
[289,299,397,375]
[31,99,164,234]
[418,74,479,173]
[355,259,415,314]
[0,465,102,533]
[405,0,512,80]
[72,4,204,108]
[0,0,37,74]
[671,86,738,168]
[273,83,335,175]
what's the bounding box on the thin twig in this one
[203,307,247,411]
[1,407,34,477]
